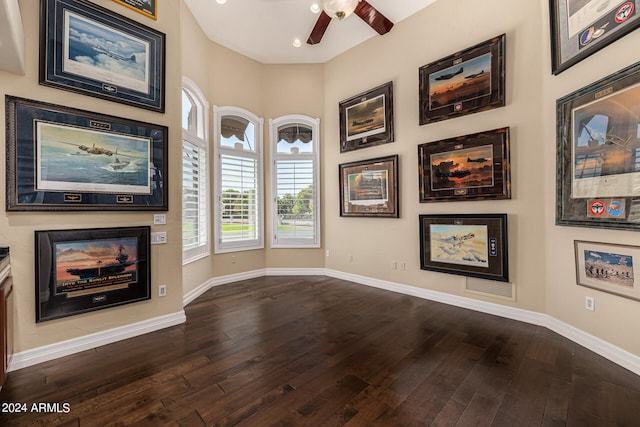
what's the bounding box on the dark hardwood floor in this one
[1,276,639,426]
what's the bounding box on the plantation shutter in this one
[182,138,207,251]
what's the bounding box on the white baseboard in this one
[9,310,186,372]
[265,267,327,276]
[183,269,266,306]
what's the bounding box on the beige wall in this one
[0,0,183,353]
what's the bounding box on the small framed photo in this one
[575,240,640,302]
[113,0,157,20]
[556,61,640,230]
[35,226,151,322]
[419,34,505,125]
[339,81,394,153]
[419,214,509,282]
[339,155,399,217]
[550,1,640,75]
[40,0,166,112]
[418,127,511,202]
[6,95,168,211]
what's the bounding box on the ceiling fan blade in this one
[307,11,332,45]
[354,1,394,35]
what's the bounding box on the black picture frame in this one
[6,95,168,211]
[418,127,511,202]
[35,226,151,322]
[112,0,157,20]
[339,81,394,153]
[419,214,509,282]
[556,61,640,230]
[550,1,640,75]
[40,0,166,112]
[419,34,505,125]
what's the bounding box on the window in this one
[182,77,210,264]
[214,106,264,253]
[270,115,320,248]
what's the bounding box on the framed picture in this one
[419,34,505,125]
[556,61,640,230]
[40,0,166,112]
[339,81,394,153]
[418,127,511,202]
[35,226,151,322]
[113,0,157,20]
[575,240,640,302]
[550,1,640,75]
[339,155,399,217]
[419,214,509,282]
[6,95,168,211]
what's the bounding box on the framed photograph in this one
[418,127,511,202]
[550,1,640,75]
[575,240,640,301]
[556,61,640,229]
[6,95,168,211]
[40,0,166,112]
[339,81,394,153]
[419,34,505,125]
[113,0,157,20]
[419,214,509,282]
[339,155,399,217]
[35,226,151,322]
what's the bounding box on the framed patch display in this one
[339,155,399,217]
[113,0,157,20]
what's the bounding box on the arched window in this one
[270,115,320,248]
[182,77,210,263]
[213,106,264,253]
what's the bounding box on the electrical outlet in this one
[158,285,167,297]
[231,255,237,264]
[399,262,406,271]
[326,250,330,257]
[151,232,167,244]
[391,261,397,270]
[585,296,595,311]
[348,254,353,263]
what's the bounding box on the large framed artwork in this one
[6,95,168,211]
[35,226,151,322]
[575,240,640,302]
[339,155,399,217]
[40,0,166,112]
[419,214,509,282]
[556,61,640,229]
[339,81,394,153]
[550,1,640,75]
[112,0,157,20]
[419,34,505,125]
[418,127,511,202]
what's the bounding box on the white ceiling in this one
[183,0,437,64]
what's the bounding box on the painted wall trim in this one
[8,310,186,372]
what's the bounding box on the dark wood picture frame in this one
[40,0,166,112]
[418,127,511,202]
[112,0,157,20]
[339,155,399,217]
[574,240,640,302]
[339,81,394,153]
[556,61,640,230]
[6,95,168,211]
[419,213,509,282]
[35,226,151,322]
[550,1,640,75]
[419,34,505,125]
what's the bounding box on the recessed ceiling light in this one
[310,3,321,14]
[216,0,227,4]
[293,38,302,48]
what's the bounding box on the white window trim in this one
[270,115,321,248]
[182,77,211,265]
[213,105,265,254]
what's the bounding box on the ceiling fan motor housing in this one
[322,0,360,20]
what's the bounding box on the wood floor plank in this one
[1,276,639,426]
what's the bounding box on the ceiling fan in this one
[307,0,394,45]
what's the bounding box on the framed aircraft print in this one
[419,34,505,125]
[35,226,151,322]
[419,214,509,282]
[550,1,640,75]
[556,61,640,230]
[113,0,157,20]
[418,127,511,202]
[339,155,399,217]
[6,95,168,211]
[40,0,166,112]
